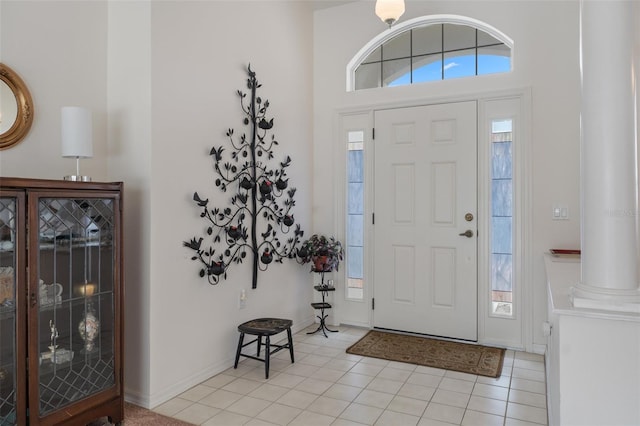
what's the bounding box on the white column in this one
[572,0,640,312]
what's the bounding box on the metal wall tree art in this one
[184,65,304,288]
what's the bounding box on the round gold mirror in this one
[0,63,34,150]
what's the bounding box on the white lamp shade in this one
[375,0,405,26]
[61,106,93,158]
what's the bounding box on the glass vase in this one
[78,305,100,353]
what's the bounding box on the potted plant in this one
[297,234,344,272]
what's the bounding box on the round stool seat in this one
[238,318,292,335]
[234,318,294,379]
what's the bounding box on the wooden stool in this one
[234,318,294,379]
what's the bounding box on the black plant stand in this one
[308,272,338,337]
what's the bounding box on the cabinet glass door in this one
[0,196,17,425]
[35,196,116,416]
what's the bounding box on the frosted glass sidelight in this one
[490,121,513,316]
[346,132,365,300]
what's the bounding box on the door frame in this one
[333,88,533,351]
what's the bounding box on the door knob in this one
[458,230,474,238]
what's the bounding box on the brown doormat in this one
[346,330,505,378]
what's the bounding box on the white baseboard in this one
[130,356,232,409]
[123,388,151,409]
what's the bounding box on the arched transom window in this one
[348,15,513,91]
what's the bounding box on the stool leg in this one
[257,335,262,357]
[286,327,294,363]
[234,332,245,369]
[265,336,271,379]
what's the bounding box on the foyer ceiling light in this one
[375,0,405,27]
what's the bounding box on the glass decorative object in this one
[78,305,100,353]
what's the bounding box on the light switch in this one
[552,203,569,220]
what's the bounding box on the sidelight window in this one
[490,119,513,316]
[346,131,364,300]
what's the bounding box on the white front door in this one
[373,101,478,341]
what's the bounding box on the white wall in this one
[145,1,315,407]
[556,315,640,426]
[313,1,582,349]
[2,0,316,408]
[0,0,108,180]
[107,1,153,406]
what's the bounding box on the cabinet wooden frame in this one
[0,177,124,425]
[0,188,28,425]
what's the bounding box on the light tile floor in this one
[153,325,547,426]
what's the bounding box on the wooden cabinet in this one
[0,177,124,425]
